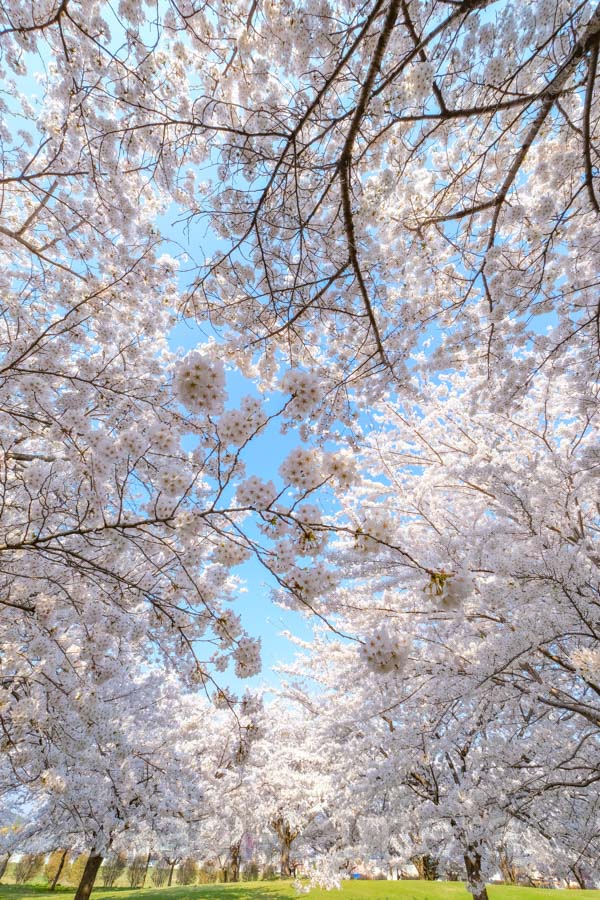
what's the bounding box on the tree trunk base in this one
[74,853,103,900]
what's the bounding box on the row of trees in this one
[0,1,598,899]
[2,683,598,892]
[0,850,274,889]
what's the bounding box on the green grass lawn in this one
[0,880,597,900]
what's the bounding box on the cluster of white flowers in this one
[271,539,298,574]
[236,475,277,509]
[325,450,358,488]
[174,351,226,415]
[360,626,410,675]
[118,427,147,459]
[534,194,556,222]
[88,430,120,475]
[439,571,474,609]
[159,467,189,497]
[214,610,243,648]
[355,514,394,552]
[296,502,322,524]
[294,504,328,555]
[40,768,66,794]
[24,460,51,492]
[218,395,266,445]
[571,647,600,681]
[233,636,262,678]
[212,537,252,566]
[189,666,209,686]
[280,368,322,417]
[213,687,237,708]
[535,0,561,30]
[405,61,434,101]
[279,447,323,490]
[484,56,507,85]
[149,423,179,454]
[290,561,336,599]
[299,854,343,891]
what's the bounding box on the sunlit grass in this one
[1,879,598,900]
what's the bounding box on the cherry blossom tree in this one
[252,701,338,877]
[4,1,598,411]
[176,0,600,415]
[0,6,362,859]
[275,363,599,894]
[1,4,599,894]
[0,665,262,899]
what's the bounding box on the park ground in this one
[1,881,599,900]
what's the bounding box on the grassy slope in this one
[0,881,597,900]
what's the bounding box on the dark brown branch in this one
[338,0,402,369]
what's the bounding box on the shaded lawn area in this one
[0,882,598,900]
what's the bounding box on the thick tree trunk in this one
[412,854,439,880]
[74,853,103,900]
[280,836,292,878]
[0,852,10,882]
[50,849,69,891]
[168,860,176,887]
[464,847,489,900]
[271,816,298,878]
[229,842,241,883]
[498,848,516,885]
[141,851,152,888]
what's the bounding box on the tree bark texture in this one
[464,847,489,900]
[74,853,103,900]
[412,854,439,880]
[0,852,10,882]
[229,842,241,883]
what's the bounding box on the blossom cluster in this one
[233,636,262,678]
[218,395,267,445]
[439,572,474,610]
[236,476,278,510]
[279,447,324,490]
[359,626,410,675]
[174,351,226,415]
[280,368,322,417]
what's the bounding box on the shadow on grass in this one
[90,887,291,900]
[0,886,290,900]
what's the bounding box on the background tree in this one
[14,853,44,885]
[100,853,127,889]
[127,854,148,889]
[176,857,199,886]
[151,862,170,888]
[278,364,600,893]
[45,849,69,891]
